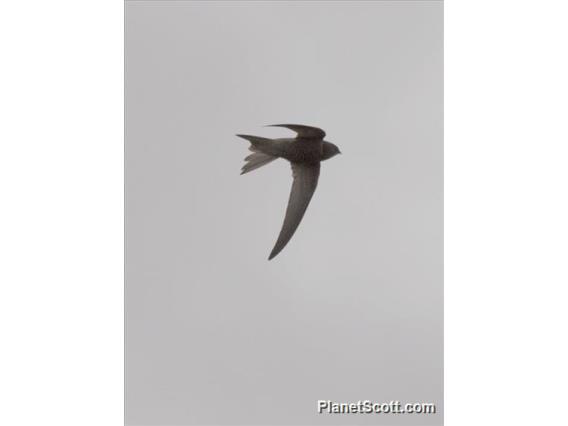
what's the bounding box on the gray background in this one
[126,1,442,425]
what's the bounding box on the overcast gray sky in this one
[126,1,443,425]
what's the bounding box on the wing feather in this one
[268,163,320,260]
[266,124,326,140]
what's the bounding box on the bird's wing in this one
[266,124,326,140]
[268,162,320,260]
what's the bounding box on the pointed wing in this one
[268,162,320,260]
[266,124,326,140]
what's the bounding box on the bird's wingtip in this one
[264,124,288,129]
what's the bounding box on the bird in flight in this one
[236,124,341,260]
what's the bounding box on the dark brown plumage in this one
[236,124,341,260]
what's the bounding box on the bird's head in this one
[322,141,342,161]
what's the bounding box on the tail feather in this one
[241,152,277,175]
[236,134,272,148]
[236,134,278,174]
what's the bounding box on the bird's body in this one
[236,124,341,260]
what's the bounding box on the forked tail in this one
[236,134,278,174]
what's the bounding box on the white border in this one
[0,1,123,425]
[446,1,568,425]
